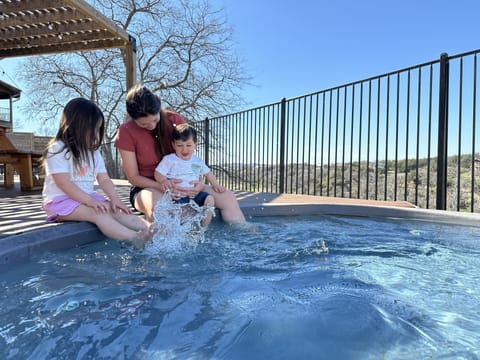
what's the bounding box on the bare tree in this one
[18,0,248,176]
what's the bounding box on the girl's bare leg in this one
[111,210,151,231]
[58,205,153,247]
[203,186,245,224]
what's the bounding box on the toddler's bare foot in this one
[201,213,212,228]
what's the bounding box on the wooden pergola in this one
[0,0,137,89]
[0,0,137,191]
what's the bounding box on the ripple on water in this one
[0,214,479,359]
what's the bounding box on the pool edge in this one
[2,202,480,268]
[0,222,104,270]
[242,202,480,227]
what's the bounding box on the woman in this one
[114,84,245,224]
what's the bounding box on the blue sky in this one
[215,0,480,107]
[1,0,480,130]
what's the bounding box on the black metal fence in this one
[195,49,480,212]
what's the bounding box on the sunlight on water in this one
[146,190,215,255]
[0,215,479,359]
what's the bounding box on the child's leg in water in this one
[202,195,215,227]
[57,205,155,247]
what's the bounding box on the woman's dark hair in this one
[44,98,105,170]
[125,84,165,157]
[125,84,161,119]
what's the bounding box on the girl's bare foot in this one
[129,224,158,249]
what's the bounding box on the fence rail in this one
[195,49,480,212]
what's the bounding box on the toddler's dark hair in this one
[173,123,197,143]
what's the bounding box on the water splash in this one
[146,190,215,256]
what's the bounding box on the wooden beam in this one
[0,155,20,164]
[64,0,130,41]
[0,8,87,28]
[0,0,70,13]
[0,39,127,58]
[0,20,99,40]
[0,29,118,49]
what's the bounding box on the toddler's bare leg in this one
[201,195,215,227]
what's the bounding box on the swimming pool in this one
[0,213,479,359]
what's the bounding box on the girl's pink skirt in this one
[43,193,107,222]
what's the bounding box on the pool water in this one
[0,214,479,359]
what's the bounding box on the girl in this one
[42,98,155,247]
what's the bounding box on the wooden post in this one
[125,35,137,90]
[4,163,14,188]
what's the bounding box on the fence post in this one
[436,53,449,210]
[204,117,210,166]
[279,98,287,193]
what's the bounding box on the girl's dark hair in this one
[44,98,105,170]
[172,123,197,143]
[125,84,161,119]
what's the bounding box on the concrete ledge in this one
[0,222,103,270]
[242,203,480,227]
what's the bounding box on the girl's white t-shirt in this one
[42,140,107,203]
[155,153,210,188]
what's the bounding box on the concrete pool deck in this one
[1,179,480,267]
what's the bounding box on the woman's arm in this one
[153,170,178,193]
[119,149,163,191]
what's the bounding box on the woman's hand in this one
[159,178,176,193]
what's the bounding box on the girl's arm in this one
[96,172,132,214]
[52,173,110,213]
[119,149,163,191]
